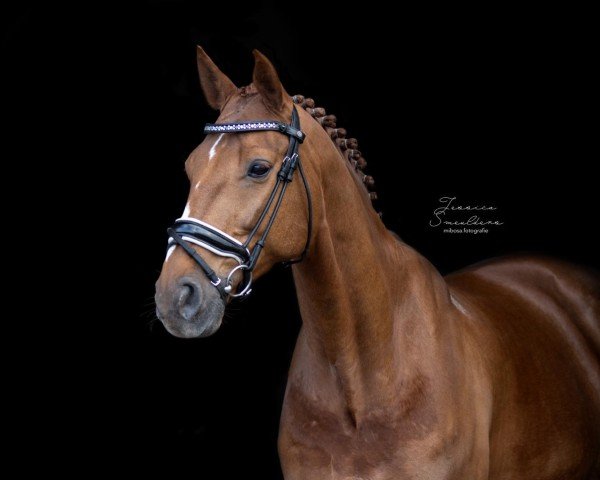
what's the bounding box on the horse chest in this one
[279,387,458,480]
[279,407,398,479]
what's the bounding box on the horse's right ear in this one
[196,46,237,111]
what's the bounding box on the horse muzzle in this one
[155,273,225,338]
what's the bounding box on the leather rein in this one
[166,105,312,300]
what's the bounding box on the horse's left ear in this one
[252,50,288,113]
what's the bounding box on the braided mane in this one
[291,95,380,216]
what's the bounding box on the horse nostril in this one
[177,278,202,321]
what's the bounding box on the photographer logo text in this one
[429,196,503,235]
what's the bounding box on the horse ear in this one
[196,46,237,111]
[252,50,288,112]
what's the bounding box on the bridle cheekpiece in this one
[166,105,312,300]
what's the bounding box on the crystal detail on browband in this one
[204,122,281,132]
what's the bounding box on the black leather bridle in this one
[166,105,312,300]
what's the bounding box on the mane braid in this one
[292,95,381,217]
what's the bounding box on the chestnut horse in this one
[155,48,600,479]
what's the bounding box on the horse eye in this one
[247,161,272,178]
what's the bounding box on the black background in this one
[4,2,598,477]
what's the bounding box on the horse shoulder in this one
[446,254,600,479]
[447,254,600,359]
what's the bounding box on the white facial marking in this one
[181,202,191,219]
[195,181,201,190]
[165,245,176,262]
[208,133,225,161]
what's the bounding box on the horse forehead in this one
[189,135,236,171]
[196,131,233,154]
[219,92,271,120]
[195,132,286,166]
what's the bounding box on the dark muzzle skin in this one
[155,273,225,338]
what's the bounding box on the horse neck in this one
[291,130,454,419]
